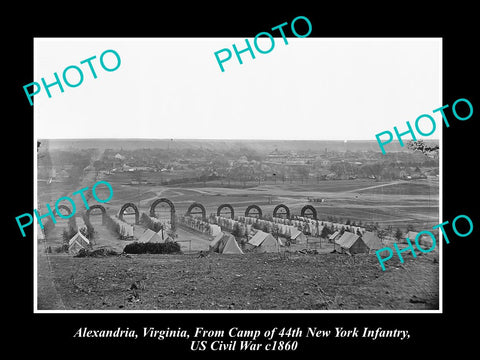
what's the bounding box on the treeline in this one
[159,174,221,185]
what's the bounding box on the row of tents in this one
[144,213,173,231]
[238,215,366,237]
[111,215,134,238]
[209,225,384,256]
[333,231,383,254]
[212,215,309,239]
[214,214,366,240]
[209,230,282,255]
[137,228,174,243]
[178,216,222,237]
[68,227,174,256]
[239,216,323,238]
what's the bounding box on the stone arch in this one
[217,204,235,219]
[55,204,72,217]
[86,204,107,225]
[186,202,207,221]
[245,204,262,218]
[119,202,140,224]
[301,205,317,219]
[150,198,176,231]
[273,204,290,219]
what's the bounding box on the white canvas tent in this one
[361,231,383,252]
[221,234,243,254]
[209,224,222,237]
[406,231,434,249]
[247,230,281,253]
[158,231,174,243]
[328,230,340,242]
[403,231,419,244]
[210,232,243,254]
[417,233,434,249]
[335,232,369,254]
[68,231,90,255]
[210,232,225,251]
[137,228,162,243]
[290,228,307,244]
[112,216,134,238]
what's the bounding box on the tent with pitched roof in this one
[210,232,225,252]
[209,232,243,254]
[328,230,341,243]
[209,224,222,237]
[405,230,434,249]
[247,230,281,253]
[290,228,307,244]
[417,233,434,249]
[403,231,419,244]
[156,229,174,243]
[361,231,383,252]
[335,232,368,254]
[221,234,244,254]
[68,231,90,255]
[138,228,162,243]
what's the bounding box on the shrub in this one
[54,244,69,253]
[394,227,404,241]
[123,241,181,254]
[321,226,330,238]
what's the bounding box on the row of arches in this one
[58,200,319,227]
[184,203,317,220]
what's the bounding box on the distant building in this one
[237,155,249,164]
[267,149,315,165]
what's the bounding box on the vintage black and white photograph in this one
[34,38,441,311]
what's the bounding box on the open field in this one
[37,175,439,231]
[37,173,439,311]
[101,176,438,230]
[40,248,439,311]
[38,212,439,311]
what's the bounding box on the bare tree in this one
[407,140,439,158]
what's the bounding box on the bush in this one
[54,244,69,253]
[123,241,181,254]
[321,226,330,238]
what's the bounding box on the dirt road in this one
[37,240,65,310]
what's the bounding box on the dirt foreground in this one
[39,250,439,311]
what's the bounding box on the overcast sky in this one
[34,38,442,141]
